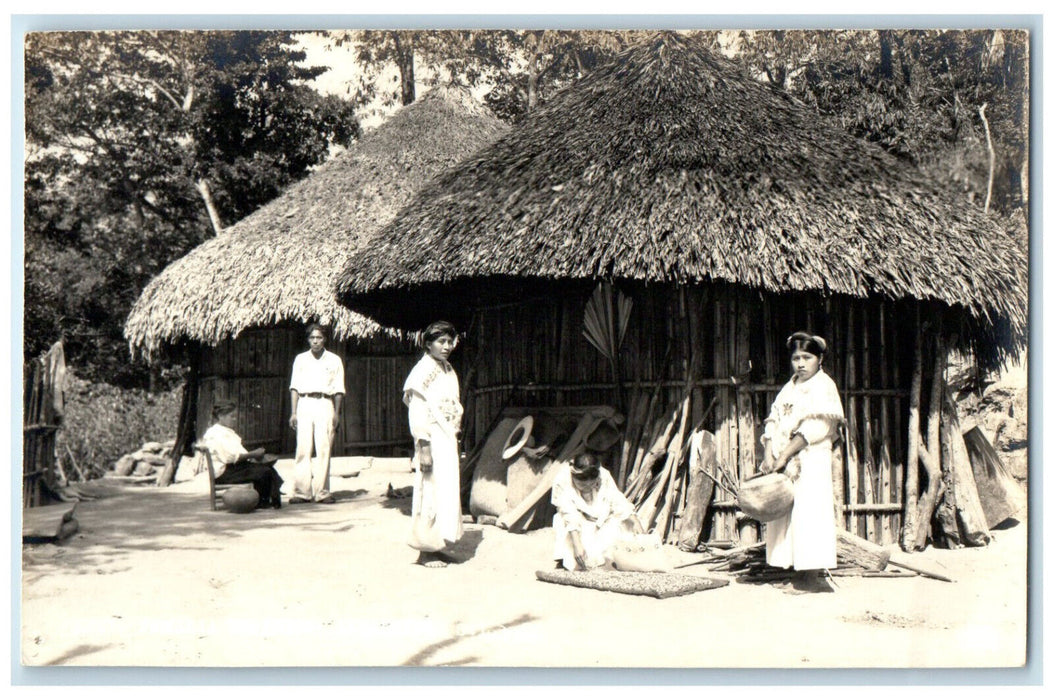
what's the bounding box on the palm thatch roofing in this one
[124,85,508,356]
[336,32,1027,357]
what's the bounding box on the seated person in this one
[202,401,283,509]
[551,451,644,570]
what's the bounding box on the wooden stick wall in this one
[23,348,63,507]
[463,284,918,546]
[196,327,416,456]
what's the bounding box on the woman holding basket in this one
[759,331,845,592]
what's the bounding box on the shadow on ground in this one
[329,488,370,501]
[445,529,484,563]
[20,482,381,578]
[379,495,413,516]
[40,643,114,666]
[402,613,539,666]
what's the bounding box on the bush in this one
[59,372,183,480]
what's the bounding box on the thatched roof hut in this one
[335,33,1028,546]
[126,85,508,356]
[124,86,507,459]
[336,33,1026,366]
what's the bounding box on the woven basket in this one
[736,472,794,522]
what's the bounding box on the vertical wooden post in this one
[901,306,923,550]
[911,336,945,551]
[713,290,729,541]
[877,303,894,545]
[936,387,961,546]
[844,307,861,536]
[861,306,877,541]
[736,296,757,544]
[763,296,775,384]
[727,295,740,483]
[159,344,201,487]
[890,309,904,538]
[687,289,706,425]
[555,300,570,407]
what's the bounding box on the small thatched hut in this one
[125,86,508,459]
[336,33,1027,547]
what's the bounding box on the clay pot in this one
[222,486,259,513]
[737,472,794,522]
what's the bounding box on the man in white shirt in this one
[288,324,345,503]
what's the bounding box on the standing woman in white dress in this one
[403,321,464,568]
[759,331,846,592]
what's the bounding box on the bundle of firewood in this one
[684,529,953,582]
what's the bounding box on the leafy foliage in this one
[59,372,183,478]
[25,28,1029,390]
[326,30,661,122]
[729,29,1028,212]
[24,31,360,387]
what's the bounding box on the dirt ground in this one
[19,455,1028,670]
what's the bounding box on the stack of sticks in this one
[688,541,919,582]
[680,528,954,582]
[614,370,719,544]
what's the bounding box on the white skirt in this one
[765,442,838,570]
[409,427,463,551]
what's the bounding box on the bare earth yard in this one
[20,456,1028,669]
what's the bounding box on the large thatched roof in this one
[125,86,508,356]
[336,32,1027,351]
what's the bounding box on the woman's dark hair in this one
[419,320,458,348]
[786,331,827,357]
[212,400,237,422]
[306,323,327,339]
[571,452,601,480]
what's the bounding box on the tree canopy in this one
[24,30,359,387]
[23,28,1028,388]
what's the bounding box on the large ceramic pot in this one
[222,485,259,513]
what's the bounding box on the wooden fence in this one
[23,342,66,507]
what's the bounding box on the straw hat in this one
[501,416,534,461]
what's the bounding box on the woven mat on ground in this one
[535,568,729,599]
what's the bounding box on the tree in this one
[329,30,666,122]
[729,29,1028,214]
[24,30,360,388]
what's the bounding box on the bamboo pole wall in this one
[463,283,919,546]
[24,356,60,507]
[196,326,415,456]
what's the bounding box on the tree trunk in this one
[837,528,891,571]
[910,339,945,551]
[935,394,961,547]
[394,32,416,105]
[901,308,923,549]
[526,31,546,114]
[195,179,223,236]
[878,30,895,81]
